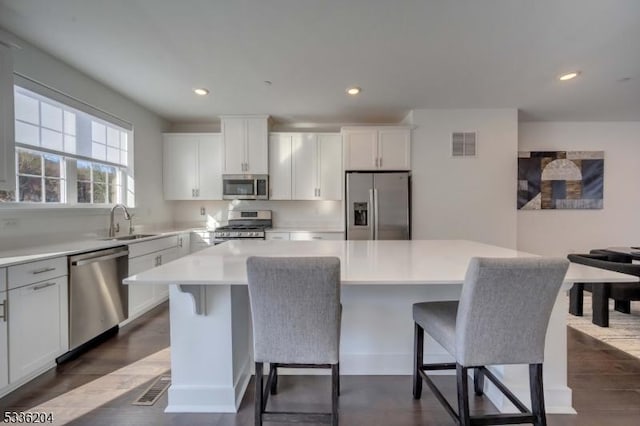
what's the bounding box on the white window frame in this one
[0,74,135,209]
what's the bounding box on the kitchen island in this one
[124,239,636,414]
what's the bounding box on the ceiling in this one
[1,0,639,125]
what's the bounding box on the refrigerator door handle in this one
[369,188,375,240]
[374,188,379,240]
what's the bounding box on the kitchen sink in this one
[100,234,158,241]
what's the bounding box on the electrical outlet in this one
[200,207,206,216]
[1,218,19,229]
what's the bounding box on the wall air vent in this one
[452,132,477,157]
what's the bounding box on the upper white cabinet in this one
[269,133,342,201]
[163,133,222,200]
[268,133,294,200]
[292,134,342,200]
[222,116,269,174]
[0,43,15,191]
[342,127,411,171]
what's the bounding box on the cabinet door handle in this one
[317,188,321,197]
[379,157,382,168]
[312,236,322,240]
[178,237,183,248]
[32,282,56,291]
[158,255,163,266]
[0,299,7,322]
[32,266,56,275]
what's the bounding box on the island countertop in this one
[124,239,636,286]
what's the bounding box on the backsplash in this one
[171,200,344,230]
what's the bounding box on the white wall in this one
[517,122,640,256]
[0,29,171,250]
[172,200,343,230]
[409,109,518,248]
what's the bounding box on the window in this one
[0,84,134,206]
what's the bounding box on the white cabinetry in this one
[265,232,290,241]
[292,133,342,200]
[289,232,345,241]
[342,127,410,171]
[7,258,68,384]
[127,236,179,320]
[270,133,342,201]
[0,43,15,191]
[266,231,344,241]
[177,232,190,258]
[222,116,269,174]
[0,269,7,389]
[268,133,294,200]
[163,133,222,200]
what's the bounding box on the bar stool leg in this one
[529,363,546,426]
[270,363,278,395]
[473,367,484,396]
[331,364,339,426]
[569,283,584,316]
[413,323,424,399]
[255,362,263,426]
[456,364,471,426]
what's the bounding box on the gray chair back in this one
[246,256,341,364]
[455,257,569,366]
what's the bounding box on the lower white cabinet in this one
[127,236,182,320]
[265,232,290,241]
[290,232,345,241]
[8,275,68,384]
[0,283,7,389]
[266,231,345,241]
[177,232,190,258]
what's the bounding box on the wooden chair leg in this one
[331,364,339,426]
[473,367,484,396]
[569,283,584,316]
[592,284,610,327]
[529,363,547,426]
[413,323,424,399]
[614,300,631,314]
[456,364,471,426]
[269,363,278,395]
[255,362,263,426]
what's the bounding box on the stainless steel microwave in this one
[222,175,269,200]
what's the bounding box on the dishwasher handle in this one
[71,250,129,266]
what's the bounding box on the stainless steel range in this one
[213,210,272,240]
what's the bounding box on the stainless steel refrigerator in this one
[346,172,411,240]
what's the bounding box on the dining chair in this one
[412,257,569,426]
[246,256,341,426]
[568,249,640,327]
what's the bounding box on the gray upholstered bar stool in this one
[412,257,569,426]
[246,256,341,426]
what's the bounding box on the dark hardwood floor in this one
[2,302,640,425]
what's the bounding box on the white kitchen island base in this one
[165,282,573,414]
[124,240,637,415]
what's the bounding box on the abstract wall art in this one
[518,151,604,210]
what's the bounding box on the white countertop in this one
[124,239,637,286]
[0,229,192,268]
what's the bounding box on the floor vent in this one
[132,375,171,406]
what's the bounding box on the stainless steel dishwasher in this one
[68,246,129,350]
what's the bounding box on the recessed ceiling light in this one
[558,72,580,81]
[346,87,361,95]
[193,88,209,96]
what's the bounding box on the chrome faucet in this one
[109,204,132,237]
